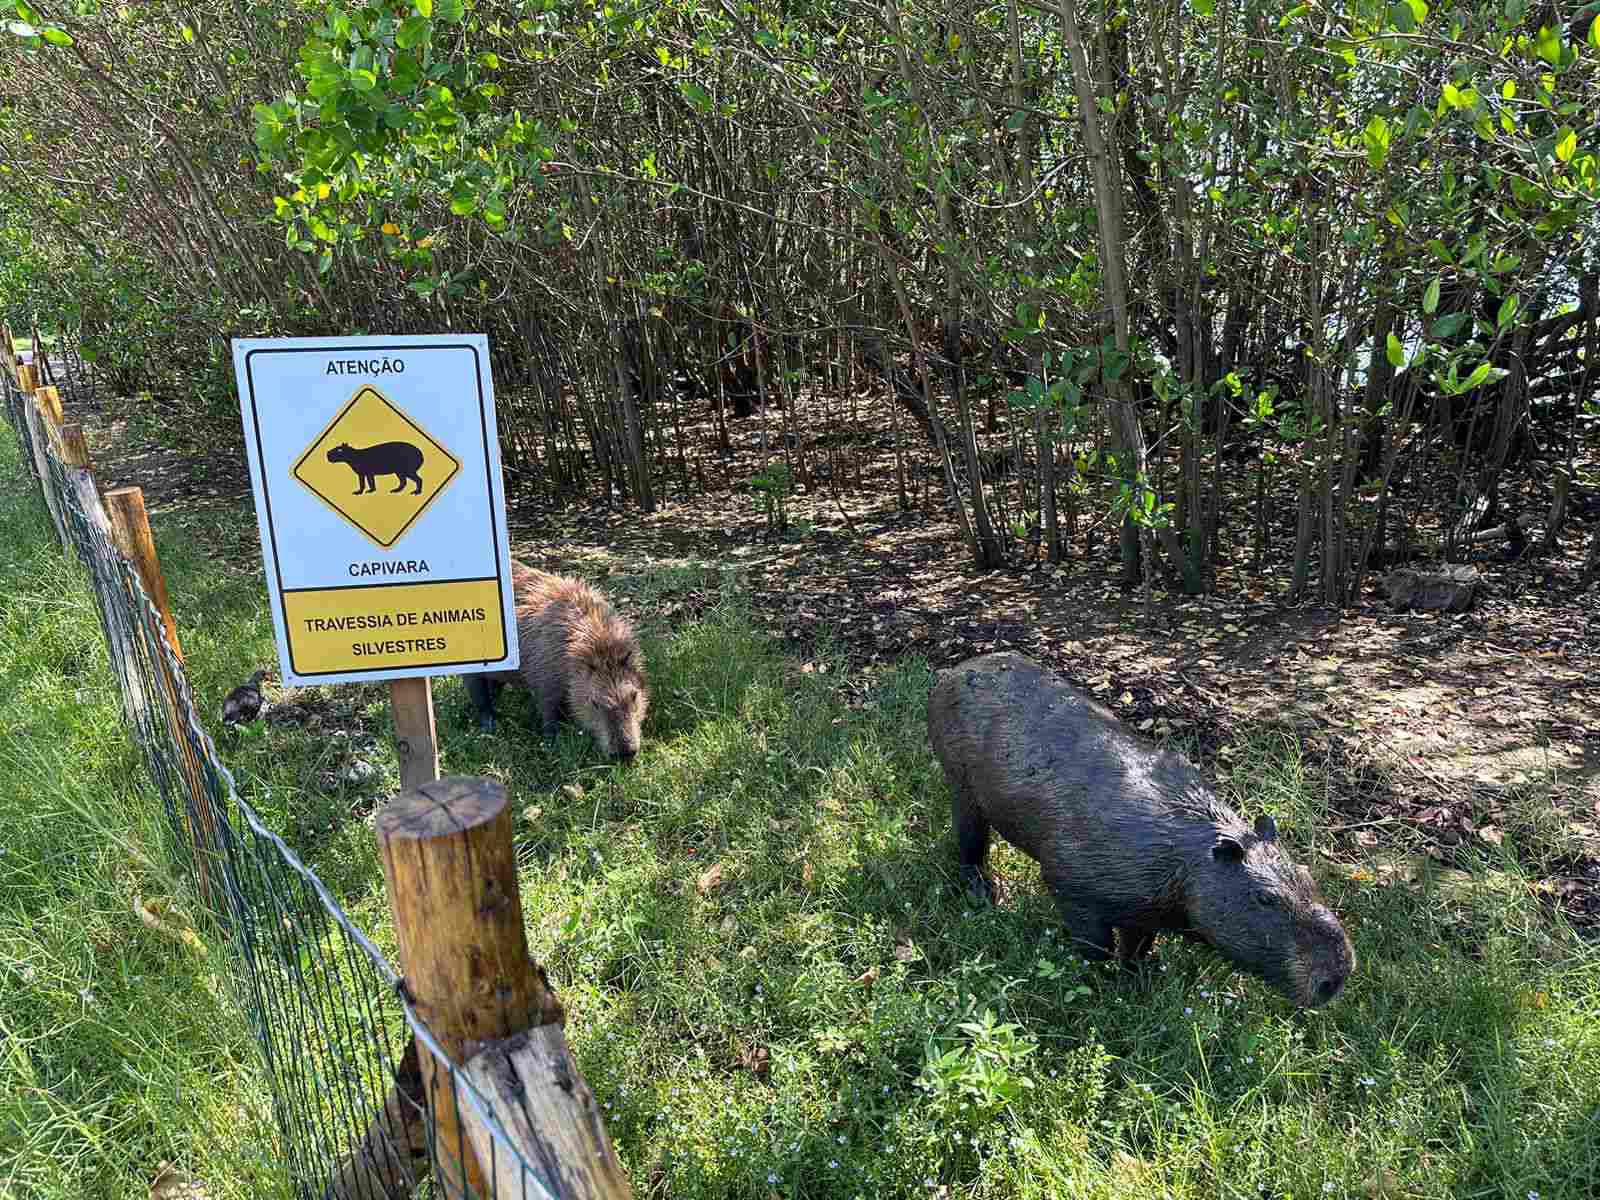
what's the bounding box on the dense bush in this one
[3,1,1597,590]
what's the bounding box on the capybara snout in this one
[466,561,648,761]
[569,640,647,761]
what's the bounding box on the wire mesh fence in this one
[1,344,582,1200]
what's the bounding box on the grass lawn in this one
[3,421,1598,1199]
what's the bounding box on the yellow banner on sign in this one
[281,579,507,676]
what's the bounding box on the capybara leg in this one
[951,784,994,903]
[537,690,562,742]
[1117,927,1158,967]
[464,675,500,732]
[1052,899,1115,961]
[391,474,407,493]
[408,472,423,494]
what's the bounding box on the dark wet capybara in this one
[927,652,1355,1008]
[326,441,425,494]
[465,561,648,760]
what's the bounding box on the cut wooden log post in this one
[461,1026,634,1200]
[322,1038,431,1200]
[375,776,567,1200]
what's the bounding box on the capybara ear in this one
[1212,834,1246,864]
[1254,813,1278,843]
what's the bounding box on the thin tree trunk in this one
[1058,0,1180,587]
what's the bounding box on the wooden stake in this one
[16,362,36,393]
[36,383,63,426]
[104,487,183,662]
[27,394,69,550]
[387,677,440,793]
[56,422,91,470]
[322,1038,430,1200]
[461,1028,634,1200]
[104,486,219,906]
[375,777,565,1200]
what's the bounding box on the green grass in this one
[0,435,282,1198]
[4,420,1600,1200]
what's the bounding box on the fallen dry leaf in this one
[893,937,920,963]
[1477,825,1505,846]
[696,862,725,894]
[737,1044,770,1079]
[150,1165,207,1200]
[855,965,880,987]
[135,896,205,955]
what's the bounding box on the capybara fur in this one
[927,652,1354,1008]
[326,441,425,494]
[465,561,647,760]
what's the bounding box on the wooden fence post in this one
[104,487,183,662]
[375,776,627,1200]
[103,486,220,906]
[55,422,92,471]
[26,388,69,550]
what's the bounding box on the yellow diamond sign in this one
[291,385,461,548]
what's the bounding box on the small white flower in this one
[767,1173,780,1185]
[1323,1184,1336,1195]
[1360,1076,1377,1087]
[1184,1007,1194,1016]
[829,1160,839,1169]
[1244,1056,1254,1064]
[1528,1192,1540,1200]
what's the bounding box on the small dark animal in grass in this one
[325,441,425,495]
[465,561,648,760]
[927,652,1354,1009]
[222,669,269,727]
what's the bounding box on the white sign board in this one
[232,334,519,687]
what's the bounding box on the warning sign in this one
[231,335,519,687]
[292,385,461,548]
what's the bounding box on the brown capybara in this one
[465,561,648,760]
[927,652,1354,1008]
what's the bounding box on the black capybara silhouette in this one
[326,441,425,495]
